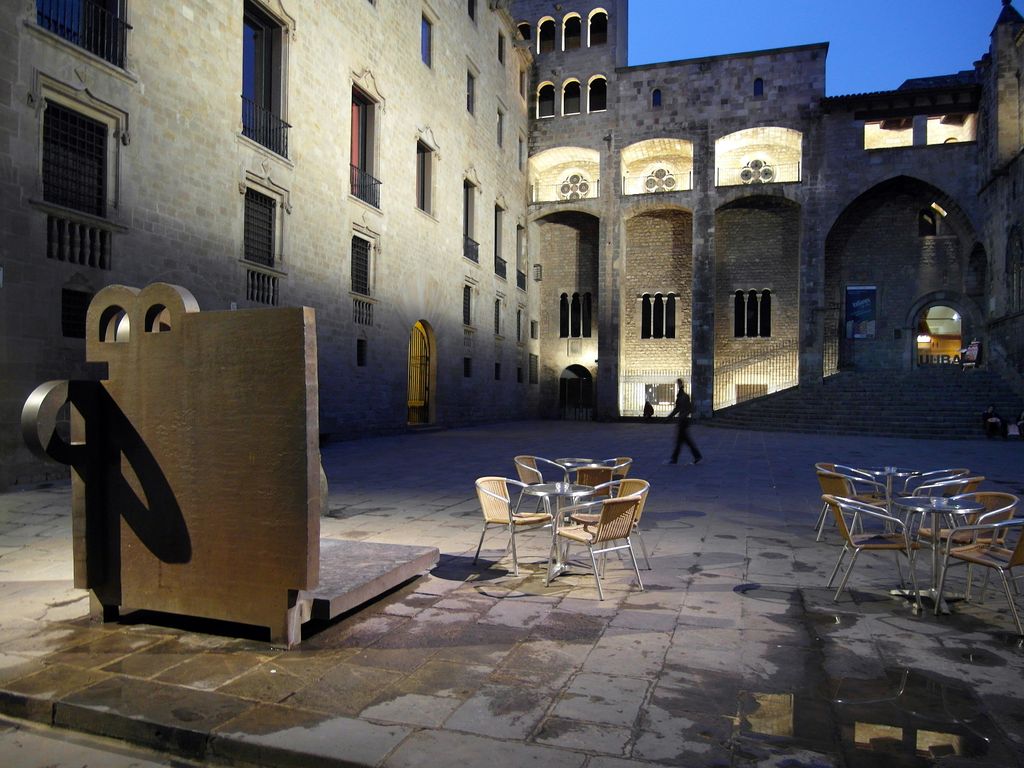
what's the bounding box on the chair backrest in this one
[903,468,970,494]
[514,455,542,484]
[606,457,632,479]
[577,465,614,493]
[616,478,650,525]
[953,491,1018,543]
[817,470,854,498]
[913,476,985,498]
[591,495,642,544]
[823,494,902,544]
[1008,521,1024,569]
[476,476,513,524]
[813,462,836,473]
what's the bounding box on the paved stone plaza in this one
[0,421,1022,767]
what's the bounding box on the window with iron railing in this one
[351,88,380,206]
[36,0,131,69]
[242,2,289,157]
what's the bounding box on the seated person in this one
[982,405,1008,439]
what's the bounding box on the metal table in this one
[520,481,595,582]
[891,495,985,614]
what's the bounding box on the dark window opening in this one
[589,78,607,111]
[494,362,501,380]
[919,209,938,237]
[351,88,380,207]
[37,0,130,68]
[538,19,555,53]
[43,100,107,216]
[498,33,505,63]
[244,188,275,267]
[589,12,607,45]
[753,78,764,97]
[464,356,472,378]
[466,71,475,113]
[467,0,475,21]
[559,293,569,337]
[561,292,592,338]
[416,141,432,213]
[529,353,538,384]
[538,84,555,117]
[564,17,581,49]
[463,284,472,325]
[734,289,771,337]
[564,81,581,115]
[652,88,662,108]
[759,290,772,337]
[356,338,367,366]
[641,293,676,339]
[517,22,531,40]
[242,2,288,157]
[494,299,501,334]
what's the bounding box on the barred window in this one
[529,353,539,384]
[351,236,370,295]
[494,298,501,335]
[244,188,275,267]
[43,101,107,217]
[61,287,93,338]
[463,284,472,325]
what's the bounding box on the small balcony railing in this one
[494,255,507,279]
[37,0,130,69]
[241,96,290,158]
[463,236,479,263]
[516,269,527,291]
[46,211,113,269]
[246,265,280,306]
[350,165,381,208]
[531,178,600,204]
[353,298,373,326]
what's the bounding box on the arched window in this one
[651,88,662,108]
[570,293,582,337]
[589,10,608,46]
[563,81,581,115]
[562,292,592,338]
[588,77,607,112]
[517,22,531,40]
[559,293,569,337]
[733,291,745,337]
[581,292,592,337]
[563,15,581,50]
[734,289,772,337]
[641,292,677,338]
[652,294,665,339]
[759,290,772,337]
[753,78,764,97]
[537,83,555,118]
[538,18,556,53]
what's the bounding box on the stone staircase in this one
[708,366,1023,438]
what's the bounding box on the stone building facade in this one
[3,0,1024,488]
[514,0,1024,421]
[0,0,538,489]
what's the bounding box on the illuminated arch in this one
[588,8,608,46]
[587,75,607,113]
[562,78,582,116]
[536,81,555,118]
[621,138,694,195]
[538,16,556,54]
[529,146,601,203]
[714,127,802,187]
[562,12,582,50]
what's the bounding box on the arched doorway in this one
[915,305,962,366]
[559,365,593,420]
[407,320,435,425]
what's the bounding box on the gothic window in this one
[538,18,555,53]
[563,15,581,50]
[559,292,592,338]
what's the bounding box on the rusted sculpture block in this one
[23,284,320,646]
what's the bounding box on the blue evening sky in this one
[628,0,1001,96]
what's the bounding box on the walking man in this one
[666,378,702,464]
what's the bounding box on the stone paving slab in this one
[0,421,1023,767]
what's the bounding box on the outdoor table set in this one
[817,463,1023,634]
[472,455,648,599]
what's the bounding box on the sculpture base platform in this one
[306,539,440,622]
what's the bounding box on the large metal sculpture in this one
[22,283,321,646]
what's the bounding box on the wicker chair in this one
[513,455,569,484]
[815,469,886,541]
[474,476,552,576]
[571,479,652,569]
[822,494,922,608]
[548,493,645,599]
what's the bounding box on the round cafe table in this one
[858,467,920,514]
[891,495,985,614]
[519,481,596,581]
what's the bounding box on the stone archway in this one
[559,364,593,420]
